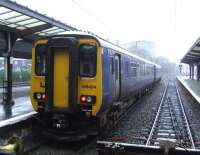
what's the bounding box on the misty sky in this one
[12,0,200,62]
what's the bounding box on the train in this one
[30,32,162,140]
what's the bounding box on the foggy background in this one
[8,0,200,75]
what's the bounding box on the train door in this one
[45,37,78,113]
[114,55,120,99]
[53,48,69,108]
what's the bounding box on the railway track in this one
[97,79,200,154]
[3,79,199,154]
[146,82,195,149]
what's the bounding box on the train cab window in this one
[35,44,46,76]
[79,44,97,77]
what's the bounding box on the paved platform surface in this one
[0,86,30,93]
[0,86,30,98]
[0,86,35,127]
[0,97,34,121]
[177,76,200,103]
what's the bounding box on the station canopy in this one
[0,0,78,59]
[181,37,200,64]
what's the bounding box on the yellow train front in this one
[31,34,104,140]
[30,32,161,140]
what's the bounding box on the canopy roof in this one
[0,0,77,58]
[181,37,200,64]
[0,0,77,39]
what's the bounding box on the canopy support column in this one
[198,64,200,80]
[192,64,194,80]
[189,64,192,79]
[2,32,16,107]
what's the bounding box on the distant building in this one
[134,41,155,55]
[121,41,155,60]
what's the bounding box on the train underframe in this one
[37,82,159,141]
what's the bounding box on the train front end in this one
[30,35,103,140]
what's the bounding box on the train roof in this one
[99,37,161,68]
[49,31,162,68]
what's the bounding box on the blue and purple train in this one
[30,32,161,139]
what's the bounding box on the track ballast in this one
[146,82,195,149]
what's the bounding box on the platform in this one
[177,76,200,103]
[0,87,35,128]
[0,86,30,98]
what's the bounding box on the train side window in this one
[35,44,46,76]
[130,62,137,77]
[79,44,97,77]
[114,58,119,80]
[146,66,150,75]
[140,64,144,76]
[125,61,129,77]
[110,57,114,74]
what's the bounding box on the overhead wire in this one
[71,0,115,41]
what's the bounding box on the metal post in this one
[193,65,195,80]
[191,65,193,80]
[2,32,15,106]
[197,65,198,80]
[192,64,194,80]
[198,65,200,80]
[189,64,191,79]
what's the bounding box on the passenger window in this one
[110,57,114,74]
[35,44,46,76]
[140,64,144,76]
[79,44,97,77]
[125,61,129,77]
[130,62,137,77]
[115,59,119,79]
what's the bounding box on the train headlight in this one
[36,93,41,100]
[87,96,92,103]
[34,92,46,100]
[80,95,96,104]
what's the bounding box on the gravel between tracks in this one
[28,137,98,155]
[100,81,166,145]
[177,81,200,149]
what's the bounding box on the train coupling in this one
[52,113,69,129]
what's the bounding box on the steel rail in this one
[167,98,182,143]
[145,83,168,146]
[175,84,195,149]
